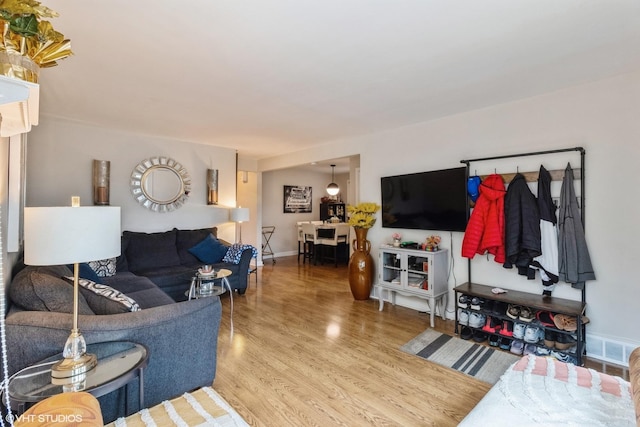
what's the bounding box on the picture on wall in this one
[283,185,312,213]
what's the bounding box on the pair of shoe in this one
[523,324,543,343]
[536,310,556,327]
[543,330,577,350]
[489,334,500,347]
[553,314,590,332]
[468,312,486,328]
[482,316,502,334]
[523,343,537,355]
[506,305,535,322]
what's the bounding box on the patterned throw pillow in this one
[222,244,258,264]
[64,276,140,314]
[88,258,117,277]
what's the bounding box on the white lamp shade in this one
[24,206,121,266]
[230,207,250,223]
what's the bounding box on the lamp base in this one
[51,352,97,382]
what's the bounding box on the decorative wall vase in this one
[92,159,110,205]
[207,169,218,205]
[348,227,374,300]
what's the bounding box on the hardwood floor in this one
[213,255,625,426]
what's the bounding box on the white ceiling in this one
[39,0,640,162]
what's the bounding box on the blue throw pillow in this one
[188,234,228,264]
[67,262,103,284]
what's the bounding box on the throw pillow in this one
[88,258,117,277]
[222,244,258,264]
[188,234,229,264]
[64,276,140,314]
[9,266,94,314]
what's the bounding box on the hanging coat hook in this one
[517,165,519,173]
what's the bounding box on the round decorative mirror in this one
[130,156,191,212]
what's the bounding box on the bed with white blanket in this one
[459,348,640,426]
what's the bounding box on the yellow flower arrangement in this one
[347,202,381,229]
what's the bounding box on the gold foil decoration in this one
[0,1,71,81]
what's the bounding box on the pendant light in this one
[326,164,340,196]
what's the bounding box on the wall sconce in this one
[92,160,110,205]
[207,169,218,205]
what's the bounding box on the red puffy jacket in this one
[461,174,506,263]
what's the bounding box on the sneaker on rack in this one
[506,304,521,320]
[458,308,470,326]
[489,334,500,347]
[458,294,471,308]
[460,326,473,340]
[510,339,525,355]
[523,343,537,355]
[535,346,551,356]
[555,333,577,351]
[470,297,485,310]
[544,330,557,348]
[468,312,486,329]
[493,301,509,316]
[472,330,488,342]
[512,322,527,340]
[499,337,513,351]
[498,319,514,337]
[518,306,536,323]
[524,324,542,343]
[551,350,577,365]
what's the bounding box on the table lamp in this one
[229,207,249,243]
[24,197,120,382]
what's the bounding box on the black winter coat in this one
[503,173,541,277]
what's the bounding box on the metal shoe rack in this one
[457,147,588,365]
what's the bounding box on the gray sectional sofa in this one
[4,227,254,423]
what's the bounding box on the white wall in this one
[262,70,640,347]
[26,119,242,243]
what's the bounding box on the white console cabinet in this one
[376,245,448,327]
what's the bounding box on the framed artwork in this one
[283,185,312,213]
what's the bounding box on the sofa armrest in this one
[6,298,221,422]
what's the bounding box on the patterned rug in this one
[106,387,249,427]
[400,329,521,385]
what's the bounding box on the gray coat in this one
[558,163,595,289]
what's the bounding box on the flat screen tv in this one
[381,166,468,232]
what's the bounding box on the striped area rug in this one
[400,329,521,384]
[106,387,249,427]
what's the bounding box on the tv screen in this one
[381,166,468,232]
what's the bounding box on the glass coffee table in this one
[6,341,148,416]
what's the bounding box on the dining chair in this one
[296,221,309,262]
[301,223,319,264]
[316,224,350,267]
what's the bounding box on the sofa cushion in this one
[124,230,181,272]
[9,266,94,314]
[176,227,218,265]
[88,258,117,277]
[64,276,140,314]
[103,272,175,308]
[188,234,228,264]
[116,234,130,272]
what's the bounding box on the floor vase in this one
[348,227,374,300]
